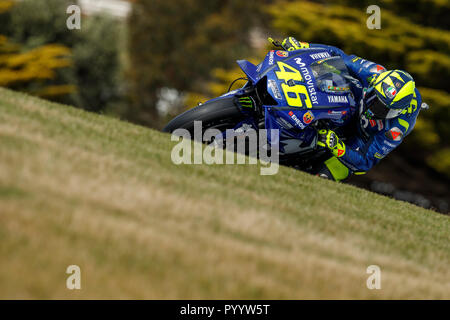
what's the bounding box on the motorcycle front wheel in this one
[162,96,246,142]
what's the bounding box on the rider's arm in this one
[338,129,401,173]
[282,37,387,87]
[339,105,420,173]
[309,43,387,87]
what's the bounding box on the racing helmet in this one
[364,70,415,119]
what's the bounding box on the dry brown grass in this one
[0,88,449,299]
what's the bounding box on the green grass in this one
[0,87,449,299]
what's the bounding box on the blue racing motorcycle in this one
[163,38,363,170]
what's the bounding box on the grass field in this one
[0,87,449,299]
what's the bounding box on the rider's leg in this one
[316,156,350,181]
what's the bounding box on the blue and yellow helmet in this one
[364,70,415,119]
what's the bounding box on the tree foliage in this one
[127,0,269,127]
[332,0,450,30]
[0,0,13,13]
[0,0,73,99]
[0,0,123,112]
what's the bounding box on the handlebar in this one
[268,37,288,51]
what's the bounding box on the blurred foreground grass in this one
[0,88,449,299]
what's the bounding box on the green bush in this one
[0,0,124,112]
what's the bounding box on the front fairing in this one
[253,49,358,153]
[209,49,361,155]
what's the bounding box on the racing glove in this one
[317,129,346,158]
[281,37,310,51]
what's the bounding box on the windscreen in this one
[310,56,352,94]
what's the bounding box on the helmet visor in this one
[365,90,404,119]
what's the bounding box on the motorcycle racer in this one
[280,37,424,181]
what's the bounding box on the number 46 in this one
[275,61,312,108]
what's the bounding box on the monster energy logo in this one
[238,97,254,108]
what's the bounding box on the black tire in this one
[162,97,244,137]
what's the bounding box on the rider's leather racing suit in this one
[308,43,422,180]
